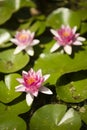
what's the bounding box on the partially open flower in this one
[10,30,40,56]
[15,68,53,106]
[50,25,86,55]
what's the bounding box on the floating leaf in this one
[0,102,27,129]
[34,44,87,84]
[8,99,31,115]
[30,21,46,36]
[0,49,29,73]
[56,78,87,103]
[20,0,35,9]
[80,22,87,34]
[46,8,81,29]
[0,73,21,103]
[0,29,11,45]
[30,104,81,130]
[0,112,26,130]
[79,105,87,124]
[0,0,35,25]
[77,9,87,21]
[0,100,30,116]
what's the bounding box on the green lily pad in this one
[30,104,81,130]
[0,73,21,103]
[80,22,87,34]
[0,0,35,25]
[20,0,35,8]
[79,105,87,124]
[0,100,30,116]
[56,78,87,103]
[0,102,27,129]
[77,9,87,21]
[0,49,29,73]
[8,99,30,115]
[0,29,11,46]
[0,112,26,130]
[0,0,15,25]
[34,44,87,84]
[46,7,81,29]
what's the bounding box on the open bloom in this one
[50,25,86,55]
[10,30,40,56]
[15,68,53,106]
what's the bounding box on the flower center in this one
[26,77,35,85]
[62,31,70,37]
[18,34,29,42]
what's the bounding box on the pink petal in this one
[50,42,60,53]
[26,93,34,106]
[40,86,53,95]
[14,46,25,54]
[50,29,59,37]
[72,26,77,34]
[77,37,86,41]
[73,41,82,45]
[61,24,65,29]
[22,71,28,75]
[64,45,72,55]
[25,46,34,56]
[10,38,19,45]
[31,32,35,38]
[32,91,39,97]
[15,85,25,92]
[21,30,26,33]
[32,39,40,46]
[16,78,24,83]
[36,69,42,76]
[43,74,50,81]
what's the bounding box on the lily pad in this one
[0,112,26,130]
[0,101,30,116]
[0,29,11,45]
[80,22,87,34]
[77,9,87,21]
[30,21,46,36]
[30,104,81,130]
[0,73,21,103]
[79,105,87,124]
[56,78,87,103]
[46,7,81,29]
[0,49,29,73]
[0,0,35,25]
[34,45,87,84]
[0,102,27,130]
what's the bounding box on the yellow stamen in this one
[19,34,28,41]
[26,77,35,84]
[63,31,70,37]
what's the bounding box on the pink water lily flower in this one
[50,25,86,55]
[10,30,40,56]
[15,68,53,106]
